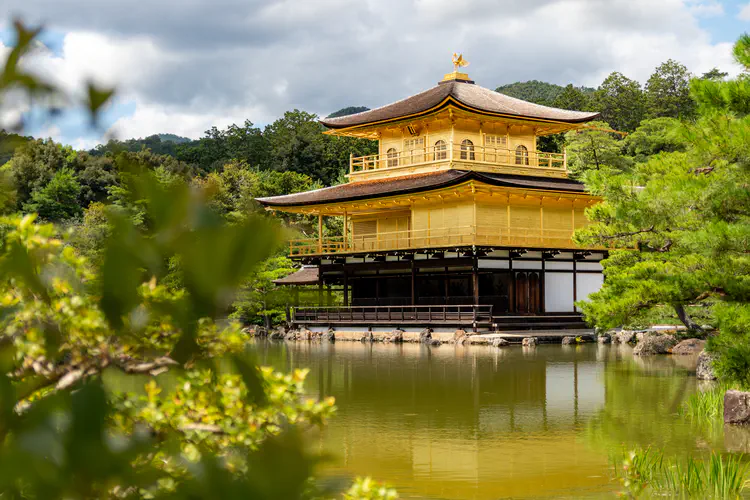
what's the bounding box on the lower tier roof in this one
[256,170,587,208]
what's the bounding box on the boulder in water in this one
[322,328,335,343]
[492,338,509,347]
[419,328,432,343]
[597,333,611,344]
[561,336,576,345]
[386,329,404,343]
[671,338,705,355]
[522,337,537,347]
[696,351,718,380]
[633,334,677,355]
[724,390,750,425]
[615,330,635,344]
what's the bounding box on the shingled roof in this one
[320,80,600,129]
[256,170,586,208]
[273,266,319,286]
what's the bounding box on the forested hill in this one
[327,106,370,118]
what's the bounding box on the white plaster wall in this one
[544,272,575,312]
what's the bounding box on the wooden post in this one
[563,146,568,171]
[317,214,323,254]
[573,257,578,313]
[343,269,349,307]
[510,256,515,313]
[411,259,416,306]
[472,256,479,332]
[343,209,348,251]
[349,152,354,174]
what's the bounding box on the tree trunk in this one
[264,314,272,330]
[674,304,703,332]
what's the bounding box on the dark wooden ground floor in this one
[288,248,604,330]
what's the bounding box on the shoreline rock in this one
[522,337,538,347]
[724,390,750,425]
[671,338,705,355]
[696,351,718,380]
[633,334,677,355]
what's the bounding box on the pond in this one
[255,341,731,499]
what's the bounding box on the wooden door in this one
[515,273,529,314]
[514,271,541,314]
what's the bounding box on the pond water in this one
[255,341,729,499]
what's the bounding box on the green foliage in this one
[620,117,687,163]
[552,83,595,111]
[5,138,64,207]
[612,448,749,498]
[327,106,370,118]
[593,72,646,132]
[231,256,298,327]
[343,477,399,500]
[22,167,82,221]
[576,34,750,386]
[496,80,568,106]
[679,385,732,422]
[645,59,696,120]
[701,68,729,81]
[564,121,631,177]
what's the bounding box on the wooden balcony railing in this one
[292,304,494,326]
[289,225,581,256]
[350,143,566,174]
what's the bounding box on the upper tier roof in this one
[256,170,586,208]
[320,80,600,129]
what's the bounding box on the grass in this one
[612,447,750,498]
[679,385,729,422]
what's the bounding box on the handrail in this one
[291,304,494,326]
[288,224,582,256]
[350,142,566,173]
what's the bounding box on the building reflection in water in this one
[256,341,692,499]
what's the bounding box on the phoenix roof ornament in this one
[452,53,469,71]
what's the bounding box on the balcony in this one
[289,225,583,257]
[349,142,566,179]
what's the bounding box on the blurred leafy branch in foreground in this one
[0,19,396,499]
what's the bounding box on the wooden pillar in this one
[472,255,479,332]
[509,255,515,313]
[343,268,349,307]
[317,214,323,254]
[540,256,546,314]
[343,210,348,251]
[472,256,479,305]
[573,257,578,313]
[411,259,416,305]
[444,267,449,305]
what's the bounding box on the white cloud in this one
[0,0,742,144]
[687,0,724,17]
[738,2,750,20]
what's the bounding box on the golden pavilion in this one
[258,60,606,331]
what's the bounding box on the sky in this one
[1,0,749,149]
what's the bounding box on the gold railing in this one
[289,225,580,256]
[350,143,566,173]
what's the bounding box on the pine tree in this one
[577,35,750,385]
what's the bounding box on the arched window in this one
[434,140,447,160]
[386,148,399,168]
[515,145,529,165]
[460,139,475,160]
